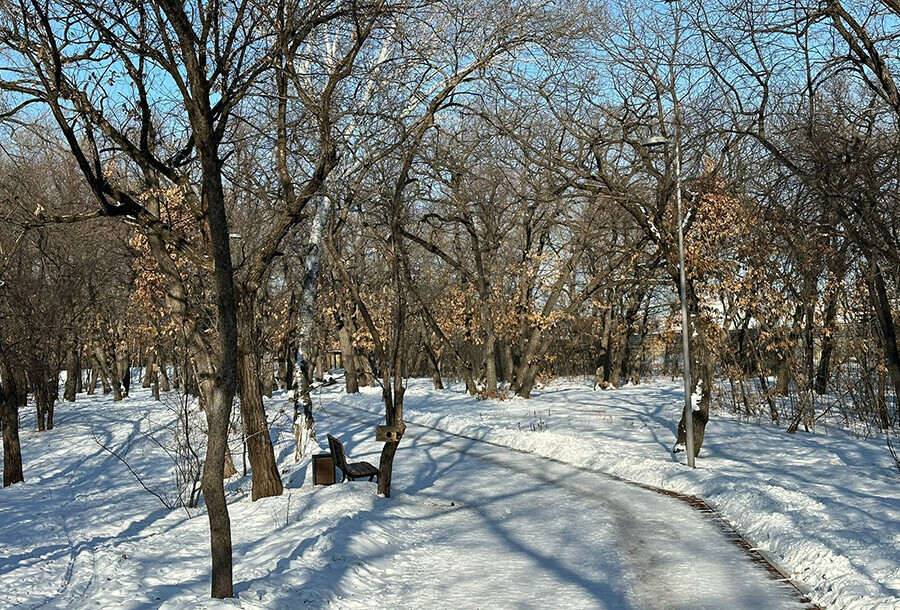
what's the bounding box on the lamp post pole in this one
[642,133,695,468]
[673,137,695,469]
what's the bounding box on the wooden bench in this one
[327,434,379,482]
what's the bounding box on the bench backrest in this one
[327,434,348,471]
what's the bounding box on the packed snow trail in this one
[0,403,180,609]
[0,384,835,608]
[320,401,809,609]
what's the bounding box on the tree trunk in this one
[515,361,541,399]
[293,198,330,459]
[34,369,45,432]
[774,353,790,395]
[672,269,714,457]
[774,306,803,396]
[236,301,283,501]
[502,342,515,386]
[463,365,478,395]
[92,346,115,396]
[47,389,55,430]
[338,324,359,394]
[803,302,815,393]
[1,395,24,486]
[113,321,130,398]
[237,351,282,499]
[100,345,123,400]
[75,349,84,394]
[261,352,276,398]
[594,349,609,390]
[118,351,131,398]
[378,439,400,496]
[172,355,181,390]
[480,305,498,398]
[815,290,839,394]
[424,342,443,390]
[315,352,326,382]
[609,329,627,388]
[1,360,24,486]
[143,350,156,388]
[511,323,557,398]
[629,297,653,384]
[377,380,405,498]
[675,340,713,457]
[64,344,78,402]
[184,359,201,398]
[32,361,57,432]
[197,369,234,598]
[197,165,238,601]
[866,259,900,429]
[600,306,614,384]
[284,345,294,392]
[152,366,160,401]
[160,358,171,393]
[87,366,98,395]
[112,374,123,401]
[615,292,643,386]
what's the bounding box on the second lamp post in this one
[643,134,695,469]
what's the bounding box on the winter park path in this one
[0,387,821,609]
[319,400,817,609]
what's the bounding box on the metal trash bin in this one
[312,453,336,485]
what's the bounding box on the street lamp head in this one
[642,135,669,149]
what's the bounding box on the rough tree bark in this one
[86,365,98,395]
[64,343,78,402]
[159,355,171,393]
[424,341,444,390]
[671,267,713,458]
[236,299,283,500]
[92,344,118,398]
[338,322,360,394]
[814,285,840,395]
[143,350,156,389]
[75,350,83,394]
[866,258,900,429]
[480,304,499,398]
[31,361,57,431]
[261,352,277,398]
[0,359,24,486]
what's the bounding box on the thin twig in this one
[92,431,179,512]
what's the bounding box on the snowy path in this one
[321,401,809,609]
[0,383,862,608]
[0,404,179,609]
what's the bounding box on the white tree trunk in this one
[293,198,329,460]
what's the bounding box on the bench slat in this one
[346,462,379,476]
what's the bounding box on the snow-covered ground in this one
[0,376,897,609]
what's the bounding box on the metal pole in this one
[674,137,695,468]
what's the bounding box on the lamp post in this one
[643,134,695,468]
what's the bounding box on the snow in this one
[0,376,897,609]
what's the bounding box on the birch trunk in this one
[293,198,329,460]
